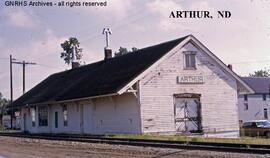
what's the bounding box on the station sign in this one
[177,75,204,84]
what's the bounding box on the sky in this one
[0,0,270,100]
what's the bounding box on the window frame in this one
[63,105,68,127]
[38,106,48,127]
[264,108,268,119]
[244,103,248,111]
[183,51,197,70]
[263,94,267,101]
[31,107,36,127]
[244,95,248,101]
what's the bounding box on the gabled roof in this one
[241,77,270,94]
[11,36,188,107]
[11,35,254,108]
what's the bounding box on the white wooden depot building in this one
[11,35,253,137]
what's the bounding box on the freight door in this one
[174,97,201,133]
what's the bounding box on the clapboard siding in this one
[238,94,270,122]
[91,93,141,134]
[21,93,141,134]
[139,42,239,134]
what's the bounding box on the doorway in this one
[23,113,27,132]
[55,111,58,128]
[174,93,202,133]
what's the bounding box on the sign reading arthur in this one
[177,75,204,84]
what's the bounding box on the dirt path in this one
[0,136,269,158]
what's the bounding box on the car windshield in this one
[256,121,270,127]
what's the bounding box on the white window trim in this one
[63,105,68,127]
[31,107,36,127]
[183,51,197,70]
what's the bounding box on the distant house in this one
[238,77,270,122]
[10,35,253,137]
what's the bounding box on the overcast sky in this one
[0,0,270,100]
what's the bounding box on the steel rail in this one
[0,132,270,154]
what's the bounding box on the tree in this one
[0,92,9,120]
[114,47,138,57]
[249,68,270,77]
[60,37,83,65]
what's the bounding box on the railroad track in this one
[0,132,270,155]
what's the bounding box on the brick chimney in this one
[228,64,233,70]
[104,48,112,60]
[72,62,80,69]
[102,28,112,60]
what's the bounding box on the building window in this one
[244,103,248,111]
[63,105,68,126]
[31,108,36,127]
[263,94,267,101]
[244,95,248,101]
[264,108,268,119]
[184,52,196,69]
[38,106,48,126]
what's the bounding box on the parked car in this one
[242,120,270,138]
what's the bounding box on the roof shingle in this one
[11,36,188,107]
[241,77,270,94]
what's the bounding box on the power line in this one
[12,59,37,94]
[0,56,63,70]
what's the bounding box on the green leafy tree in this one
[0,92,9,119]
[60,37,83,65]
[114,47,138,57]
[249,68,270,77]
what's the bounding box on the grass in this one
[108,134,270,145]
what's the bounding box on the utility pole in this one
[9,55,14,129]
[23,61,25,94]
[9,55,36,129]
[12,60,36,94]
[10,55,13,103]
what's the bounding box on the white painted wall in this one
[21,106,52,133]
[21,93,141,134]
[91,93,141,134]
[139,42,239,136]
[20,41,240,137]
[238,94,270,122]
